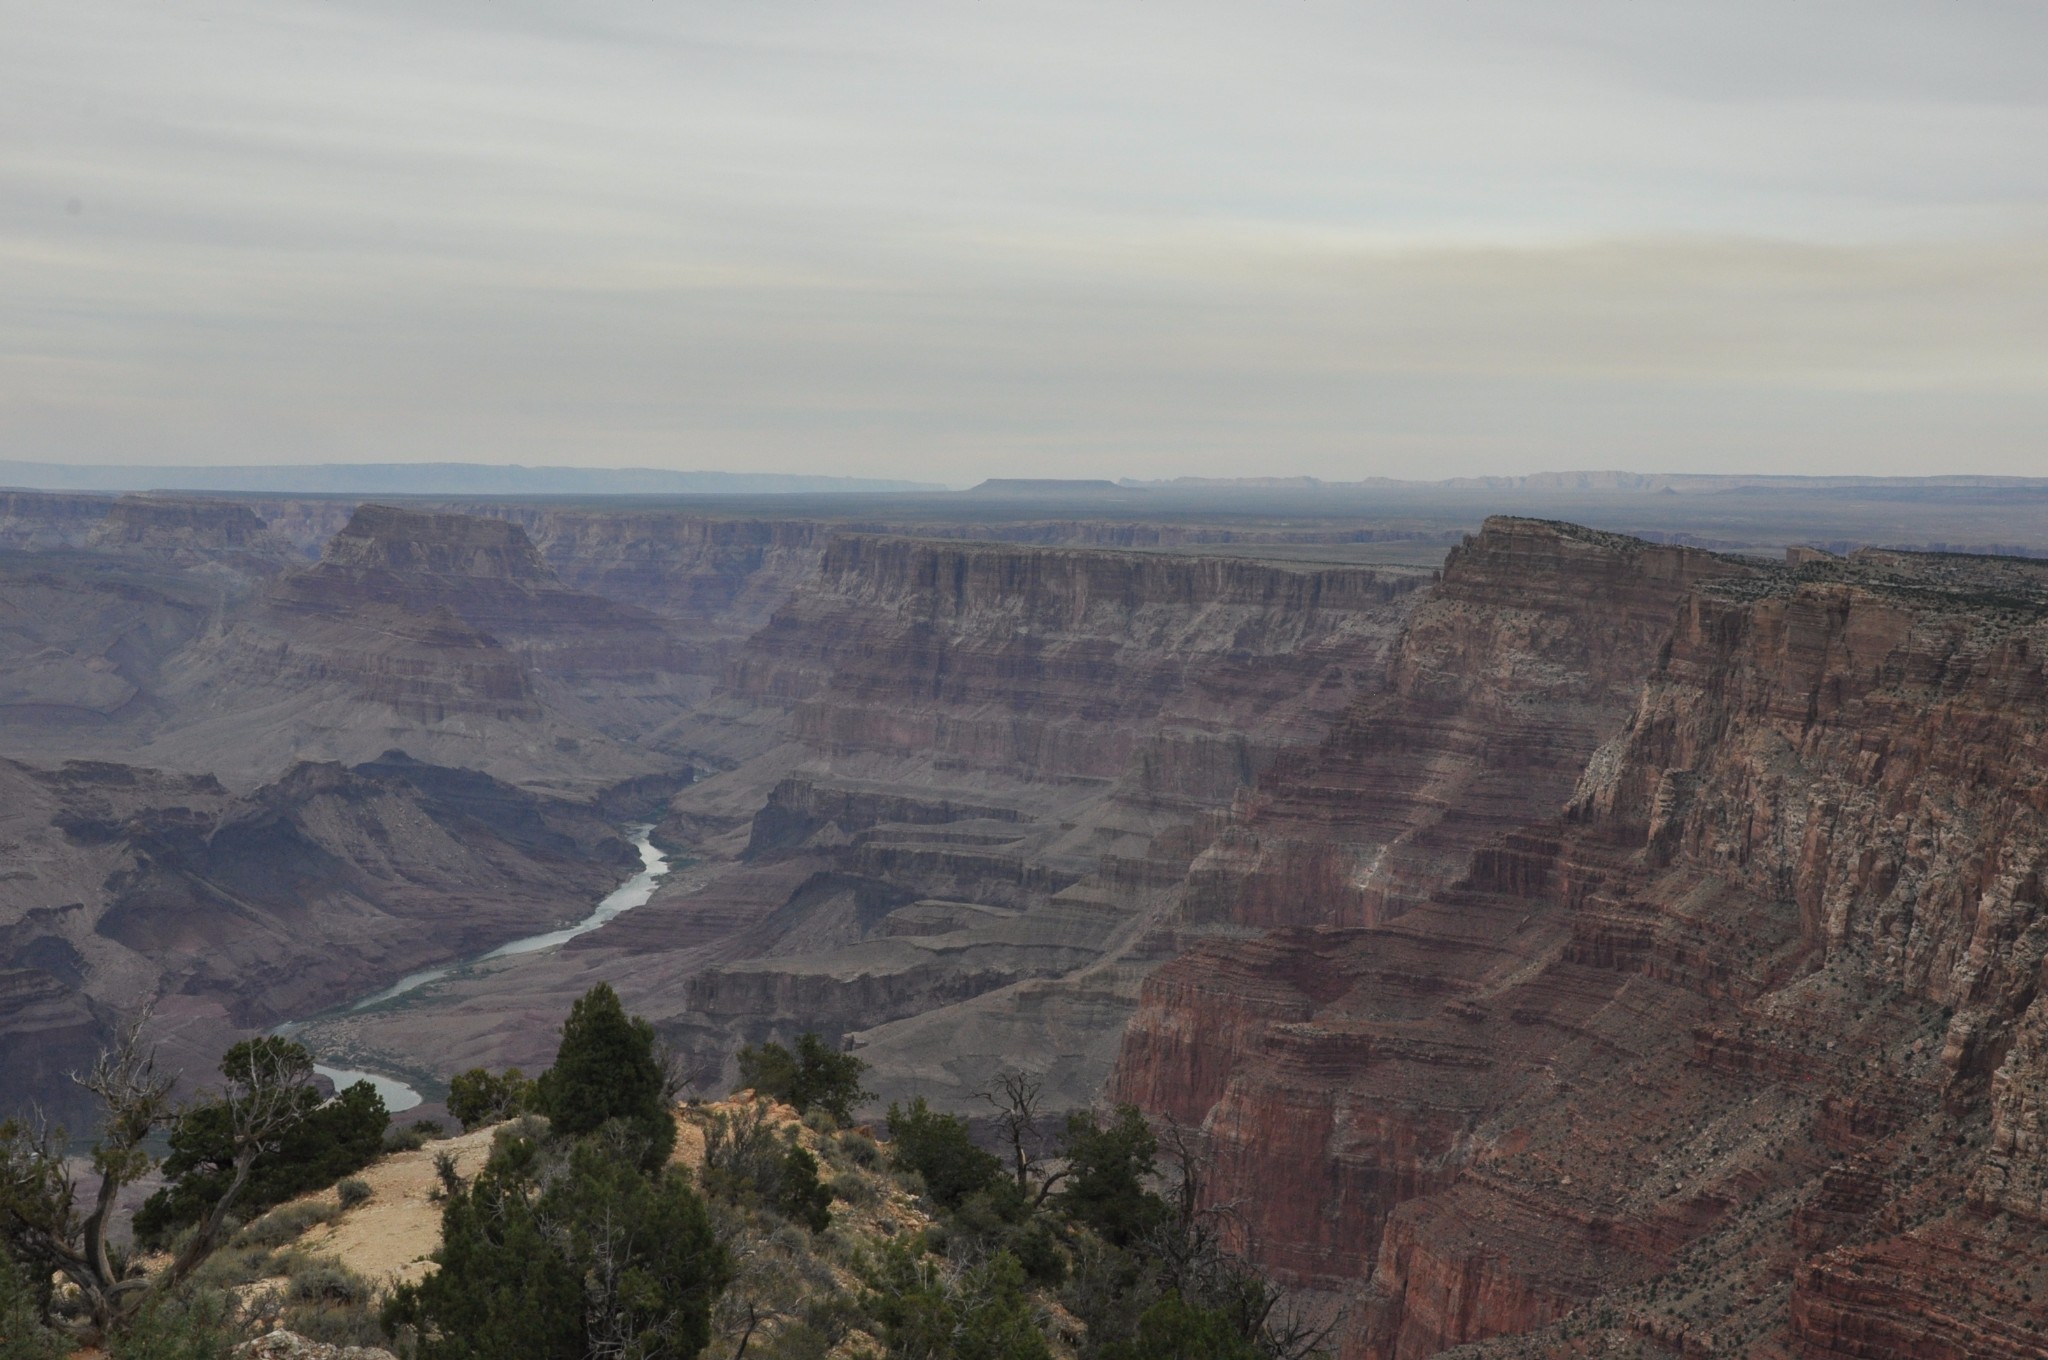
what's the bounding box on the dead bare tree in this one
[978,1070,1068,1207]
[0,1016,317,1343]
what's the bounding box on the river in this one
[296,827,672,1114]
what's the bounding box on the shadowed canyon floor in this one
[6,480,2048,1357]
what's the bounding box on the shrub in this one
[756,1323,832,1360]
[736,1034,870,1123]
[865,1244,1050,1360]
[105,1286,239,1360]
[286,1258,369,1306]
[1099,1293,1260,1360]
[886,1096,1000,1211]
[0,1251,66,1360]
[831,1171,878,1206]
[1007,1217,1068,1288]
[382,1123,431,1154]
[447,1069,537,1132]
[778,1144,833,1233]
[232,1201,336,1249]
[701,1099,787,1207]
[836,1129,881,1169]
[335,1177,372,1210]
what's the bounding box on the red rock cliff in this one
[1113,529,2048,1358]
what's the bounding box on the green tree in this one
[1098,1293,1261,1360]
[538,984,674,1165]
[735,1034,870,1123]
[866,1244,1049,1360]
[446,1068,536,1132]
[388,1134,728,1360]
[135,1076,386,1246]
[776,1144,833,1233]
[2,1022,317,1343]
[1055,1107,1165,1248]
[885,1097,1000,1211]
[384,1147,583,1360]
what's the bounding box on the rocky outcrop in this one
[238,1328,397,1360]
[85,494,293,570]
[0,489,113,548]
[1113,526,2048,1358]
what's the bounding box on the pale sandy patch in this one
[292,1126,498,1288]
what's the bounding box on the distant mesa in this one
[966,478,1128,496]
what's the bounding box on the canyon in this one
[3,480,2048,1356]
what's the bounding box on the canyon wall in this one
[28,504,702,791]
[1114,527,2048,1358]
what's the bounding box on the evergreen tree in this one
[776,1144,833,1233]
[385,1150,584,1360]
[134,1060,387,1245]
[538,984,674,1165]
[388,1135,727,1360]
[1055,1107,1166,1248]
[735,1033,870,1123]
[1098,1294,1261,1360]
[885,1097,1000,1210]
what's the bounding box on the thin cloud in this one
[4,1,2046,480]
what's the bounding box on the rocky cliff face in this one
[0,489,114,549]
[735,534,1423,785]
[1113,527,2048,1358]
[116,504,696,790]
[84,494,294,570]
[474,510,835,663]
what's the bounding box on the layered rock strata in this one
[128,505,696,790]
[1114,527,2048,1358]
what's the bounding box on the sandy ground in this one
[292,1126,499,1288]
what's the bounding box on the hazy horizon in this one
[8,2,2047,483]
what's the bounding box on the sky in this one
[4,0,2047,484]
